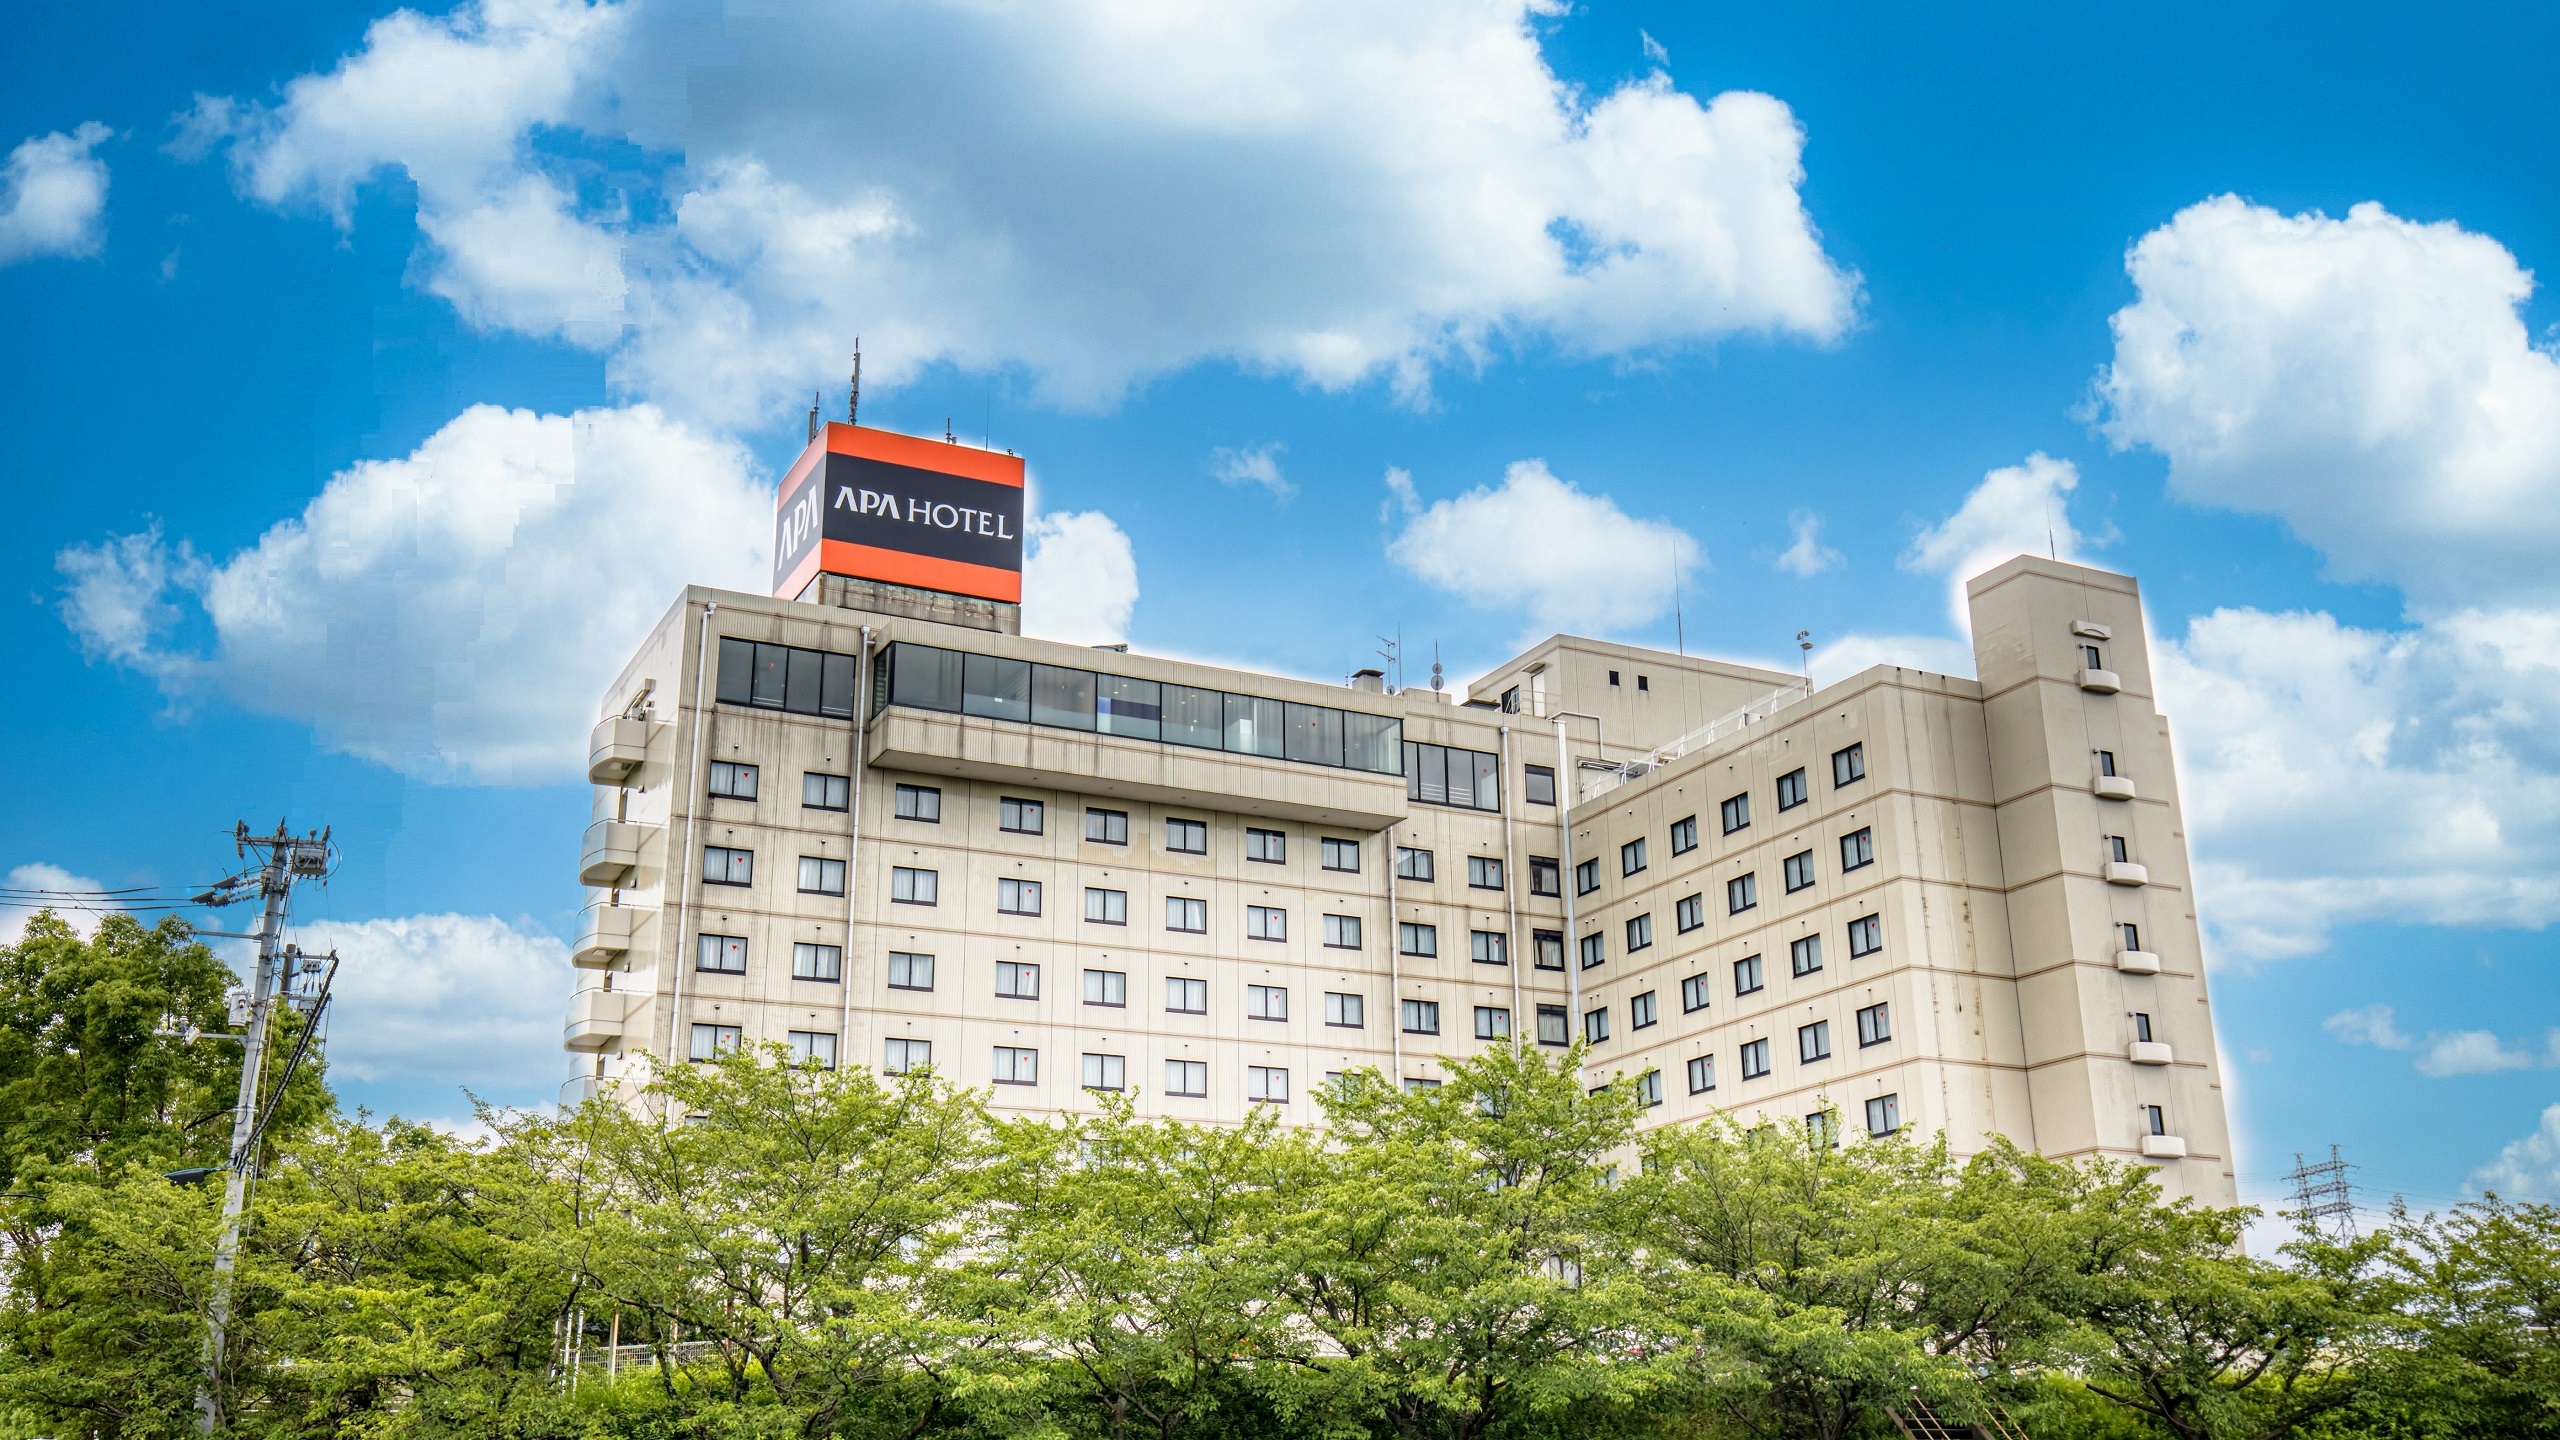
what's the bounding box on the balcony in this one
[2094,774,2137,800]
[2078,667,2122,694]
[2116,949,2162,975]
[2103,860,2150,887]
[560,1073,605,1107]
[564,985,641,1051]
[578,820,652,887]
[2128,1040,2174,1066]
[2140,1134,2188,1160]
[588,717,652,785]
[572,902,651,967]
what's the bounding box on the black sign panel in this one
[820,453,1024,572]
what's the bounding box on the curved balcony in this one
[564,985,641,1051]
[2139,1133,2188,1159]
[2078,667,2122,694]
[2094,774,2137,801]
[2116,949,2162,974]
[2103,860,2150,887]
[2128,1040,2174,1066]
[572,902,651,968]
[588,717,652,785]
[578,820,652,887]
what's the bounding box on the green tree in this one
[2331,1196,2560,1440]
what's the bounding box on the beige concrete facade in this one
[562,553,2235,1204]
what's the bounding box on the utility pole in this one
[197,821,331,1433]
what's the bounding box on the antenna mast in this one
[848,339,861,426]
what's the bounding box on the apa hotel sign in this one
[771,422,1027,604]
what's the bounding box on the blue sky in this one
[5,0,2558,1213]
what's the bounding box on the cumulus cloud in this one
[58,404,768,783]
[279,913,573,1094]
[2472,1103,2560,1200]
[1212,443,1294,500]
[1020,509,1140,648]
[1904,451,2086,629]
[0,122,111,265]
[0,863,108,947]
[2098,196,2560,611]
[2324,1003,2560,1076]
[1386,460,1698,638]
[2323,1003,2413,1051]
[187,0,1857,424]
[1774,509,1842,577]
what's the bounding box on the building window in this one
[703,846,753,887]
[1475,1005,1512,1040]
[1165,977,1207,1014]
[1248,1066,1290,1104]
[1247,983,1288,1021]
[1085,888,1128,925]
[1579,932,1605,970]
[2145,1104,2167,1136]
[1784,851,1816,893]
[1401,999,1441,1035]
[889,866,937,905]
[894,784,941,822]
[1841,827,1874,871]
[2084,643,2106,670]
[1246,827,1286,864]
[1625,913,1653,952]
[1083,1052,1125,1091]
[1740,1038,1771,1079]
[1527,856,1561,896]
[786,1031,838,1069]
[1800,1021,1832,1063]
[690,1023,742,1060]
[1468,856,1505,890]
[709,761,759,800]
[696,934,747,975]
[1405,1078,1442,1094]
[1165,1060,1207,1098]
[1866,1094,1901,1137]
[1323,914,1362,949]
[791,942,842,982]
[2134,1012,2154,1043]
[1325,991,1365,1028]
[1735,953,1765,995]
[1247,905,1287,941]
[1636,1069,1663,1107]
[1728,872,1758,914]
[1575,858,1600,895]
[1791,935,1823,976]
[1083,968,1126,1007]
[1406,741,1503,811]
[1166,896,1208,933]
[2108,834,2131,863]
[2122,922,2142,951]
[1321,837,1360,872]
[1638,674,1651,692]
[1777,768,1808,811]
[1688,1055,1716,1094]
[1166,818,1209,855]
[994,877,1040,915]
[1536,1005,1571,1045]
[883,1037,932,1075]
[1609,670,1621,686]
[1630,990,1658,1029]
[1670,815,1698,855]
[1584,1007,1610,1043]
[1676,893,1704,933]
[799,856,848,896]
[1399,922,1438,957]
[1681,973,1711,1012]
[1471,930,1509,966]
[2098,749,2119,778]
[1500,685,1521,713]
[1848,915,1882,958]
[716,637,860,718]
[1808,1111,1839,1148]
[996,961,1040,1000]
[802,771,848,810]
[889,951,934,991]
[1621,838,1648,877]
[1721,794,1751,834]
[1086,807,1129,845]
[1524,764,1557,806]
[1000,796,1045,834]
[1858,1002,1890,1046]
[1396,847,1435,882]
[1833,743,1865,788]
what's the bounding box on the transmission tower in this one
[2284,1144,2358,1240]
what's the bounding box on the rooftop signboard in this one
[771,422,1026,604]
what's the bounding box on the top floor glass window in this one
[1406,742,1501,811]
[1524,764,1557,806]
[1833,743,1866,787]
[716,637,858,718]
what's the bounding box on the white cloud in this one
[58,404,767,784]
[0,122,112,265]
[1212,443,1294,499]
[1805,632,1975,686]
[1,863,108,947]
[1641,30,1671,66]
[2416,1030,2547,1078]
[2097,196,2560,612]
[1774,509,1842,577]
[1903,452,2085,630]
[281,913,573,1095]
[1021,509,1140,648]
[2471,1103,2560,1200]
[1386,460,1698,638]
[2323,1003,2413,1051]
[192,0,1857,425]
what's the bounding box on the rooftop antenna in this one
[1797,630,1813,685]
[1377,630,1402,694]
[945,416,956,444]
[1429,643,1444,694]
[807,389,820,443]
[847,339,861,426]
[1671,542,1686,656]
